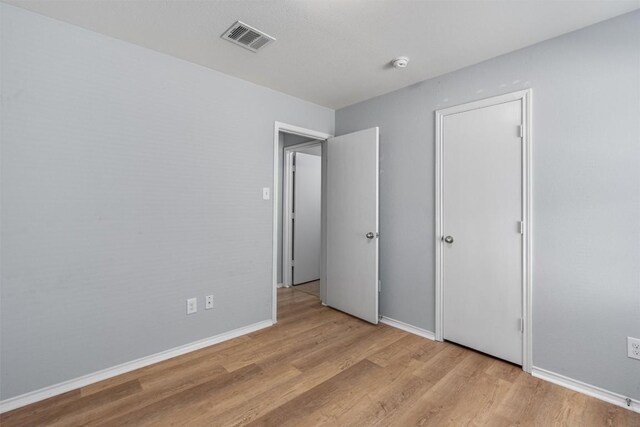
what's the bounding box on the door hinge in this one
[519,318,524,333]
[378,280,381,293]
[290,259,295,267]
[518,125,524,138]
[518,221,524,235]
[291,212,296,220]
[291,165,296,172]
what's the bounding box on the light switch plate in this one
[262,187,270,200]
[628,337,640,360]
[186,298,197,315]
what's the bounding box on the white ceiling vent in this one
[221,21,275,52]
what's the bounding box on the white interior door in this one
[292,152,322,284]
[443,100,523,365]
[326,127,379,324]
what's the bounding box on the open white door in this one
[326,127,379,324]
[292,152,322,285]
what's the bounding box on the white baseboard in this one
[532,366,639,413]
[277,282,284,288]
[0,319,273,414]
[380,316,435,341]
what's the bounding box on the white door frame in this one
[282,140,323,288]
[273,122,332,323]
[434,89,533,372]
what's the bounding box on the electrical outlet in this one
[262,187,270,200]
[186,298,197,315]
[628,337,640,360]
[205,295,214,310]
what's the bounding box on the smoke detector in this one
[391,56,410,69]
[221,21,275,52]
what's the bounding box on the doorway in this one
[435,90,532,372]
[272,123,331,323]
[272,122,380,325]
[283,140,323,290]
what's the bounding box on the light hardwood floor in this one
[291,280,320,297]
[2,287,638,426]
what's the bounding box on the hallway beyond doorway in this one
[291,280,320,298]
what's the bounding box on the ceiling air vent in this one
[221,21,275,53]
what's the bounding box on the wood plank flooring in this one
[2,287,638,426]
[290,280,320,297]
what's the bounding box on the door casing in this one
[434,89,533,372]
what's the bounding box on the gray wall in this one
[0,4,333,400]
[337,10,640,400]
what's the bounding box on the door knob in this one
[443,235,454,244]
[366,232,375,239]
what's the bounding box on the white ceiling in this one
[5,0,639,109]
